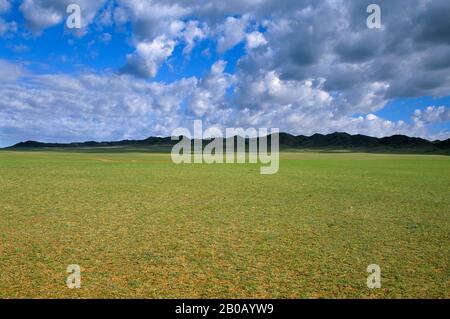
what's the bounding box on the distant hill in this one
[5,132,450,154]
[277,132,446,151]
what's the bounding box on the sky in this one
[0,0,449,147]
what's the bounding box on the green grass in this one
[0,150,449,298]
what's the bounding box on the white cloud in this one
[246,31,267,50]
[121,17,209,77]
[0,67,197,144]
[123,36,176,78]
[188,60,234,117]
[236,71,332,111]
[217,15,249,53]
[0,60,445,146]
[181,20,208,55]
[413,106,450,126]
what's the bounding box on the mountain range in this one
[6,132,450,154]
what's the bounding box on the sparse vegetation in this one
[0,150,449,298]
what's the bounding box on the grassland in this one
[0,150,449,298]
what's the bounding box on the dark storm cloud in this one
[414,0,450,45]
[422,46,450,71]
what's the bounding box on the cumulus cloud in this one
[188,60,234,117]
[413,106,450,126]
[217,15,249,53]
[235,0,450,109]
[0,68,197,143]
[181,20,208,55]
[245,31,267,50]
[0,60,437,146]
[120,16,209,76]
[122,36,176,78]
[236,71,331,111]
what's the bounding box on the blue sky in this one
[0,0,449,147]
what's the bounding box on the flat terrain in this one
[0,150,449,298]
